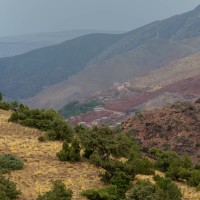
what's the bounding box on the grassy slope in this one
[0,110,103,200]
[0,109,199,199]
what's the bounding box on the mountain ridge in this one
[1,5,200,108]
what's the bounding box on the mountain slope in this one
[1,5,200,107]
[0,33,122,99]
[27,37,200,109]
[65,52,200,126]
[0,30,122,58]
[122,101,200,162]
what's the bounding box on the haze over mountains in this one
[0,30,123,58]
[0,5,200,110]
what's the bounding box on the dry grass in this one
[0,110,104,200]
[0,110,199,200]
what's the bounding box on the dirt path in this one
[0,110,104,200]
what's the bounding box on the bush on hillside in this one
[0,175,21,200]
[57,138,81,162]
[109,169,132,198]
[128,181,157,200]
[150,148,200,188]
[37,180,72,200]
[9,105,74,142]
[0,101,11,110]
[128,176,182,200]
[154,175,182,200]
[0,154,24,174]
[79,126,138,161]
[81,186,118,200]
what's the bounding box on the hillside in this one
[0,109,103,200]
[65,52,200,126]
[0,33,122,99]
[0,107,200,200]
[122,101,200,162]
[1,5,200,108]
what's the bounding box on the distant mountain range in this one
[0,5,200,110]
[0,30,123,58]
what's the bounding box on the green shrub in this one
[57,141,70,161]
[128,181,157,200]
[154,176,182,200]
[37,180,72,200]
[81,186,118,200]
[57,139,81,162]
[0,154,24,174]
[188,170,200,187]
[128,176,182,200]
[9,105,74,142]
[0,175,21,200]
[128,152,154,175]
[38,136,46,142]
[110,169,132,198]
[0,101,11,110]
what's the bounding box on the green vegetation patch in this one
[0,175,21,200]
[9,104,74,142]
[150,148,200,189]
[0,154,24,174]
[128,176,182,200]
[59,100,102,118]
[37,180,72,200]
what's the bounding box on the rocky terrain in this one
[122,101,200,163]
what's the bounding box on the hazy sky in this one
[0,0,199,36]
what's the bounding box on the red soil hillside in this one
[122,101,200,162]
[104,75,200,113]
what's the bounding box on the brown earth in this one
[122,101,200,163]
[104,74,200,113]
[0,110,104,200]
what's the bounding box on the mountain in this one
[1,5,200,108]
[122,101,200,162]
[0,33,122,99]
[0,30,123,58]
[65,52,200,126]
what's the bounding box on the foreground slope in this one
[0,110,103,200]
